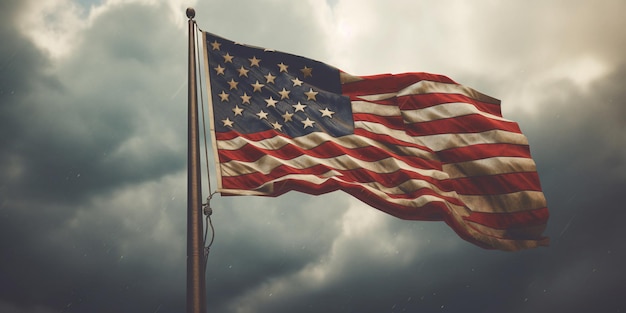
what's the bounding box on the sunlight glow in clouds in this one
[548,56,608,90]
[18,0,87,59]
[18,0,195,59]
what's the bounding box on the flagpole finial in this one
[186,7,195,19]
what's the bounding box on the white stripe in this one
[351,100,401,116]
[355,121,529,151]
[356,92,398,101]
[419,130,529,151]
[442,157,538,178]
[351,176,458,198]
[403,102,510,123]
[398,80,500,104]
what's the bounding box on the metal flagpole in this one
[186,7,207,313]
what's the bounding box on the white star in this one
[256,110,269,119]
[240,92,251,104]
[251,80,265,92]
[278,88,291,99]
[249,56,261,67]
[278,62,289,73]
[223,53,234,63]
[214,65,225,75]
[227,78,238,90]
[319,108,335,118]
[237,66,249,77]
[304,88,318,101]
[292,102,307,112]
[222,118,234,127]
[265,96,278,107]
[264,73,276,84]
[291,78,303,86]
[232,105,243,116]
[300,66,313,78]
[292,101,306,112]
[210,40,221,50]
[218,91,229,102]
[302,117,315,128]
[271,121,283,131]
[282,111,294,122]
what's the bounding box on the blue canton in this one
[205,32,354,138]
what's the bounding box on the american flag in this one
[203,31,548,251]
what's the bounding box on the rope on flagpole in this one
[203,201,215,269]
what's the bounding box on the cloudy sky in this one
[1,0,625,312]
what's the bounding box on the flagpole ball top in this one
[186,7,195,19]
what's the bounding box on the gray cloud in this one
[1,1,188,312]
[1,3,188,205]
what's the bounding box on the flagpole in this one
[186,7,207,313]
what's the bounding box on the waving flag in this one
[202,31,548,251]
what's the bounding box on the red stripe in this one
[451,172,543,195]
[215,129,282,141]
[353,113,405,130]
[399,93,502,117]
[437,143,531,163]
[406,114,521,136]
[342,72,458,96]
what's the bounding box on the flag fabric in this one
[202,31,549,251]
